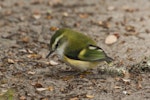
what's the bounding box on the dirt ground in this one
[0,0,150,100]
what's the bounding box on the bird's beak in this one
[46,50,54,58]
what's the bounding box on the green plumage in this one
[50,28,112,63]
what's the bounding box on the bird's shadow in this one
[44,68,112,80]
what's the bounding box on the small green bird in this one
[46,28,113,71]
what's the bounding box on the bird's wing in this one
[78,45,113,63]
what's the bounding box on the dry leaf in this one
[4,10,13,16]
[114,86,122,89]
[49,60,58,66]
[27,54,41,59]
[62,76,74,81]
[70,97,79,100]
[79,13,89,18]
[48,0,62,6]
[27,71,36,75]
[121,78,131,84]
[98,21,110,28]
[27,49,34,53]
[19,96,26,100]
[74,22,80,27]
[86,94,94,98]
[63,12,69,17]
[41,98,49,100]
[32,11,41,19]
[47,86,54,91]
[122,6,139,12]
[50,26,59,31]
[32,82,43,88]
[19,49,27,53]
[115,77,121,81]
[125,25,135,32]
[105,34,117,44]
[19,16,25,21]
[145,29,150,33]
[137,81,142,89]
[46,15,53,20]
[107,6,115,11]
[7,58,15,64]
[36,88,47,92]
[31,0,43,4]
[21,36,30,43]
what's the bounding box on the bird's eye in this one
[56,43,59,48]
[55,40,60,49]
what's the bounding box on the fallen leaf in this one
[122,6,139,12]
[26,49,34,53]
[19,16,25,21]
[49,60,58,66]
[62,76,74,81]
[7,59,15,64]
[98,21,110,28]
[21,36,30,43]
[115,77,121,81]
[48,0,62,6]
[36,88,47,92]
[145,29,150,33]
[46,15,53,20]
[114,86,122,89]
[62,12,69,17]
[47,86,54,91]
[31,0,43,4]
[70,97,79,100]
[121,78,131,84]
[107,6,115,11]
[105,34,118,44]
[41,98,49,100]
[137,81,142,89]
[125,25,135,32]
[79,13,89,18]
[4,10,13,16]
[27,54,41,59]
[32,82,43,88]
[32,11,41,19]
[27,71,36,75]
[50,26,59,31]
[19,96,26,100]
[86,94,94,98]
[19,49,27,53]
[74,22,80,27]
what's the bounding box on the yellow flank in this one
[63,55,98,71]
[78,48,86,57]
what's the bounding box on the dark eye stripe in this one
[52,34,64,49]
[55,39,61,49]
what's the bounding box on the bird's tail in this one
[105,56,113,64]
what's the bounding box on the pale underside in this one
[63,55,99,71]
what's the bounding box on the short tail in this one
[105,56,113,63]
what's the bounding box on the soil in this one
[0,0,150,100]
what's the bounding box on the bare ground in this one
[0,0,150,100]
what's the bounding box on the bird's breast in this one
[56,42,68,58]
